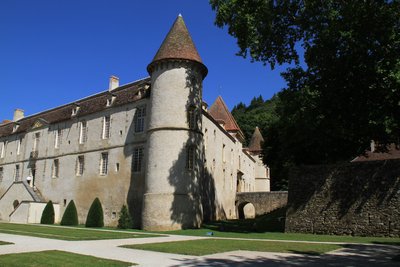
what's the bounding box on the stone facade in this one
[0,15,270,230]
[285,160,400,237]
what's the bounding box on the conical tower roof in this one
[209,96,244,135]
[147,15,207,77]
[248,127,265,154]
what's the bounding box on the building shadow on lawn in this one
[170,244,400,267]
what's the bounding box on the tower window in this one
[188,106,197,129]
[79,121,87,144]
[0,167,3,182]
[186,146,196,170]
[102,116,111,139]
[134,106,146,133]
[100,152,108,175]
[133,147,144,172]
[14,164,20,181]
[76,156,84,176]
[52,159,59,178]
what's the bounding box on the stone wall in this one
[285,160,400,237]
[236,191,288,218]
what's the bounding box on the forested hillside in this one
[231,95,279,146]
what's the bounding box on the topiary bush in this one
[85,197,104,227]
[117,204,133,229]
[40,200,55,224]
[61,200,79,226]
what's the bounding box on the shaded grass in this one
[0,241,12,245]
[0,222,160,240]
[160,220,400,245]
[122,238,342,256]
[0,250,134,266]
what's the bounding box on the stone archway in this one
[237,201,256,219]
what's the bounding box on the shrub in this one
[85,197,104,227]
[61,200,79,226]
[40,200,55,224]
[117,205,133,229]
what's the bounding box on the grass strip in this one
[0,241,12,245]
[162,227,400,246]
[0,250,134,266]
[122,238,342,256]
[0,222,160,241]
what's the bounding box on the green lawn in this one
[0,250,134,266]
[0,222,160,241]
[122,238,342,256]
[161,227,400,245]
[158,216,400,245]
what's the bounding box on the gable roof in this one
[0,78,150,138]
[352,143,400,162]
[247,126,264,153]
[208,96,244,138]
[147,15,207,77]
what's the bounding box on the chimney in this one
[13,109,24,122]
[109,76,119,91]
[370,140,376,152]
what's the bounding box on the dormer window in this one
[72,105,80,116]
[106,96,116,107]
[13,123,19,132]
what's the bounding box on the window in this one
[222,144,226,163]
[106,96,116,107]
[188,106,197,129]
[133,147,144,172]
[14,164,20,181]
[33,132,40,151]
[76,156,84,176]
[0,167,3,182]
[79,121,87,144]
[134,106,146,133]
[102,116,111,139]
[100,152,108,175]
[0,142,5,158]
[16,137,22,155]
[52,159,59,178]
[55,129,62,148]
[186,146,196,170]
[72,106,80,116]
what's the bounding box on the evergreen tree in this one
[60,200,78,226]
[117,205,133,229]
[40,200,55,224]
[85,197,104,227]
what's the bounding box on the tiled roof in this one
[0,78,150,138]
[352,144,400,162]
[147,15,207,77]
[208,96,244,136]
[247,126,264,153]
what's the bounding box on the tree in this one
[117,205,133,229]
[61,200,78,226]
[85,197,104,227]
[40,200,55,224]
[211,1,400,189]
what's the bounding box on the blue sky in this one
[0,0,289,120]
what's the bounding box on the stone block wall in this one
[285,160,400,237]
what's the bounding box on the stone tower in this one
[142,15,208,231]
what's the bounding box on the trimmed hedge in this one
[85,197,104,227]
[117,205,133,229]
[40,201,55,224]
[61,200,79,226]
